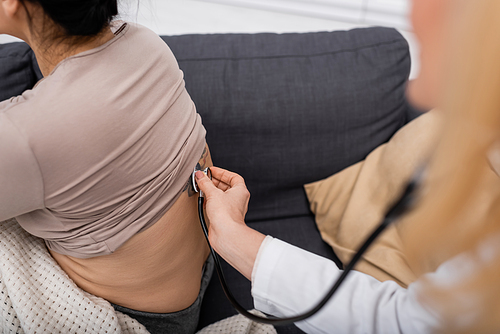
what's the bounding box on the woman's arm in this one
[0,114,44,221]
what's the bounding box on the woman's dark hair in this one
[21,0,118,37]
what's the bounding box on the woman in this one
[195,0,500,332]
[0,1,211,333]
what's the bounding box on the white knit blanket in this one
[0,218,149,334]
[0,218,276,334]
[198,311,277,334]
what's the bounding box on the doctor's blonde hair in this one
[402,0,500,332]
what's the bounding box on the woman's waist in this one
[50,196,210,313]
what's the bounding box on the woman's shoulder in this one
[115,21,174,55]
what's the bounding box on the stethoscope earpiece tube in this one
[194,167,420,325]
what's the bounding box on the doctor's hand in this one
[195,167,266,280]
[195,167,250,243]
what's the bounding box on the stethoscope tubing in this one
[196,167,418,326]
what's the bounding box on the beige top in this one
[0,22,206,258]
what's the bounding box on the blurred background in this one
[0,0,419,78]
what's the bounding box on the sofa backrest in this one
[162,27,412,222]
[0,43,42,102]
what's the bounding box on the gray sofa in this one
[0,26,419,333]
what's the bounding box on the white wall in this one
[119,0,369,34]
[0,0,419,77]
[199,0,411,30]
[122,0,419,78]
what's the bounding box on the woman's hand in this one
[195,167,265,280]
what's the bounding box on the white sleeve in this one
[251,236,441,334]
[0,113,44,221]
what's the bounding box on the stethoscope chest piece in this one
[192,167,212,196]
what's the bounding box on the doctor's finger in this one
[196,168,231,192]
[195,171,221,195]
[210,167,248,190]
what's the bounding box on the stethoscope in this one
[192,166,419,326]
